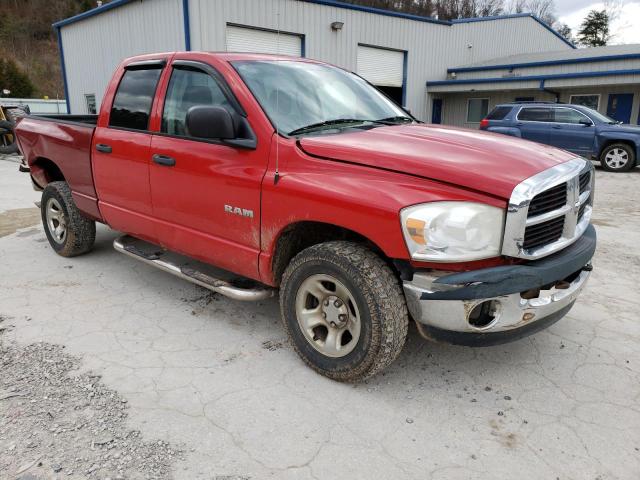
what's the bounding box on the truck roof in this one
[123,51,320,65]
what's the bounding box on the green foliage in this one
[556,24,573,44]
[0,0,93,98]
[0,57,34,97]
[577,10,610,47]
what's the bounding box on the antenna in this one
[274,6,281,185]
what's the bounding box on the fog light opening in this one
[468,300,498,329]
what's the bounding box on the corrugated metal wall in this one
[187,0,570,119]
[435,85,640,127]
[61,0,184,113]
[60,0,571,117]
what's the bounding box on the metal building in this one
[429,44,640,127]
[54,0,573,120]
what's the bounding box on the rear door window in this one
[552,108,591,124]
[486,106,512,120]
[109,67,163,131]
[517,107,553,122]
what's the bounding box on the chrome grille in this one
[502,158,594,260]
[523,216,565,250]
[528,183,567,217]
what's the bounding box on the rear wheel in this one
[41,181,96,257]
[280,241,408,382]
[600,143,635,172]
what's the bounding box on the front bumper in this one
[403,225,596,347]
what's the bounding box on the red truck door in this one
[92,61,165,243]
[148,60,268,280]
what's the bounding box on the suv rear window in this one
[486,106,512,120]
[517,107,553,122]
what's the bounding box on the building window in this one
[467,98,489,123]
[84,94,96,114]
[570,94,600,111]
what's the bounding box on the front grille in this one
[528,183,567,217]
[579,170,591,194]
[503,158,594,260]
[578,199,588,221]
[523,216,565,250]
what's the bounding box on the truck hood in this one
[298,124,575,199]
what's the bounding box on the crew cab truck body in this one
[15,52,596,381]
[480,102,640,172]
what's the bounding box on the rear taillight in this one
[479,119,489,129]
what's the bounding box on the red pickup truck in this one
[15,52,596,381]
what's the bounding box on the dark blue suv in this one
[480,102,640,172]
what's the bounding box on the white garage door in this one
[226,25,302,57]
[356,45,404,87]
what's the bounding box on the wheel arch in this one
[30,157,66,189]
[269,221,398,287]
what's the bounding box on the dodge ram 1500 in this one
[15,52,596,381]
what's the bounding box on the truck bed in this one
[15,114,102,221]
[31,114,99,126]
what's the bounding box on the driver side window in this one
[161,68,230,137]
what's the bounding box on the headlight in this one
[400,202,505,262]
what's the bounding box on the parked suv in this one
[480,102,640,172]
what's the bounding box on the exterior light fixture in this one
[331,21,344,31]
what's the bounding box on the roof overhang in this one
[427,68,640,93]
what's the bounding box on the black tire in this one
[41,181,96,257]
[600,143,635,172]
[280,241,408,382]
[0,120,18,155]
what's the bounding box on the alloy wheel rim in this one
[295,273,361,358]
[46,198,67,244]
[605,148,628,169]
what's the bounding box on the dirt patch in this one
[0,340,183,479]
[0,207,41,238]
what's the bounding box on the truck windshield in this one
[232,60,411,136]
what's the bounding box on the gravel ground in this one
[0,338,182,480]
[1,155,639,479]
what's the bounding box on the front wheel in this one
[600,143,635,172]
[41,181,96,257]
[280,241,408,382]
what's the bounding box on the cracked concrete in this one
[1,157,639,479]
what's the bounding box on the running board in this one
[113,235,275,301]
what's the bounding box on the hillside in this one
[0,0,92,99]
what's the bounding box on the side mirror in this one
[579,119,593,127]
[186,106,236,139]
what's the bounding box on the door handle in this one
[552,125,562,129]
[96,143,112,153]
[516,122,524,126]
[152,154,176,167]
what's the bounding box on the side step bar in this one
[113,235,275,301]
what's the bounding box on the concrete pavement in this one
[1,157,639,479]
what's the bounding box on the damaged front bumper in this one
[403,225,596,346]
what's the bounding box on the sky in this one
[556,0,640,44]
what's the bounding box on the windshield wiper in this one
[376,116,415,124]
[288,118,382,136]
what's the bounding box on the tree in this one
[506,0,557,26]
[556,23,573,44]
[0,58,34,97]
[577,10,611,47]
